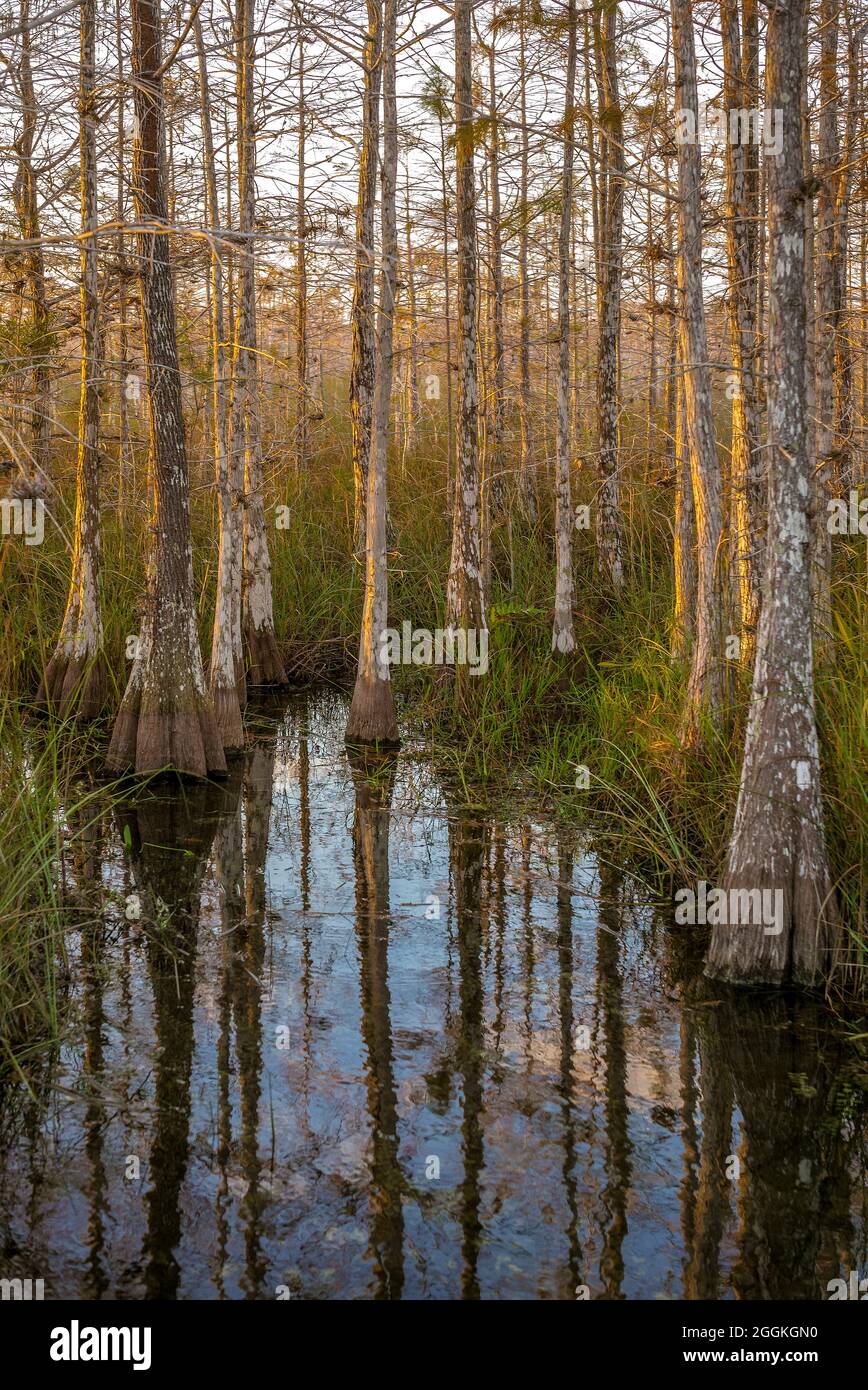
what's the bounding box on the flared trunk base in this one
[244,619,287,687]
[705,822,840,988]
[37,651,107,721]
[106,693,227,780]
[345,673,400,749]
[211,680,245,752]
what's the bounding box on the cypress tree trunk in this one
[812,0,842,662]
[671,0,727,750]
[39,0,105,718]
[195,11,244,750]
[721,0,761,666]
[350,0,382,559]
[486,14,505,512]
[707,0,840,986]
[672,338,697,659]
[346,0,399,747]
[552,0,577,654]
[595,0,625,587]
[402,161,420,457]
[12,0,51,491]
[445,0,486,653]
[106,0,225,779]
[295,21,308,473]
[235,0,286,685]
[516,0,535,516]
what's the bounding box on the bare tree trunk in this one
[12,0,51,489]
[552,0,577,654]
[402,159,419,457]
[445,0,486,660]
[721,0,761,665]
[235,0,286,685]
[516,0,535,515]
[486,11,505,511]
[644,184,658,471]
[115,0,132,498]
[672,338,697,658]
[350,0,382,558]
[812,0,841,661]
[595,0,625,586]
[438,107,454,502]
[834,5,857,486]
[106,0,225,778]
[196,10,244,749]
[707,0,840,987]
[671,0,727,749]
[346,0,399,747]
[38,0,105,718]
[295,16,308,472]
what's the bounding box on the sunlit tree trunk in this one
[672,339,696,659]
[721,0,761,665]
[552,0,577,654]
[595,0,625,586]
[346,0,399,746]
[350,0,382,558]
[671,0,726,749]
[707,0,839,986]
[38,0,105,718]
[235,0,286,685]
[196,11,244,749]
[12,0,51,489]
[445,0,486,660]
[106,0,225,778]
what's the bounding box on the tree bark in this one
[12,0,51,490]
[106,0,225,779]
[516,0,534,516]
[671,0,727,749]
[812,0,844,662]
[707,0,840,986]
[595,0,626,587]
[721,0,761,666]
[552,0,577,654]
[196,10,244,750]
[346,0,399,747]
[486,12,505,512]
[235,0,286,685]
[350,0,382,558]
[445,0,486,659]
[38,0,105,718]
[295,15,308,473]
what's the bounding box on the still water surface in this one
[1,692,866,1299]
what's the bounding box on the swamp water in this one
[1,691,866,1299]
